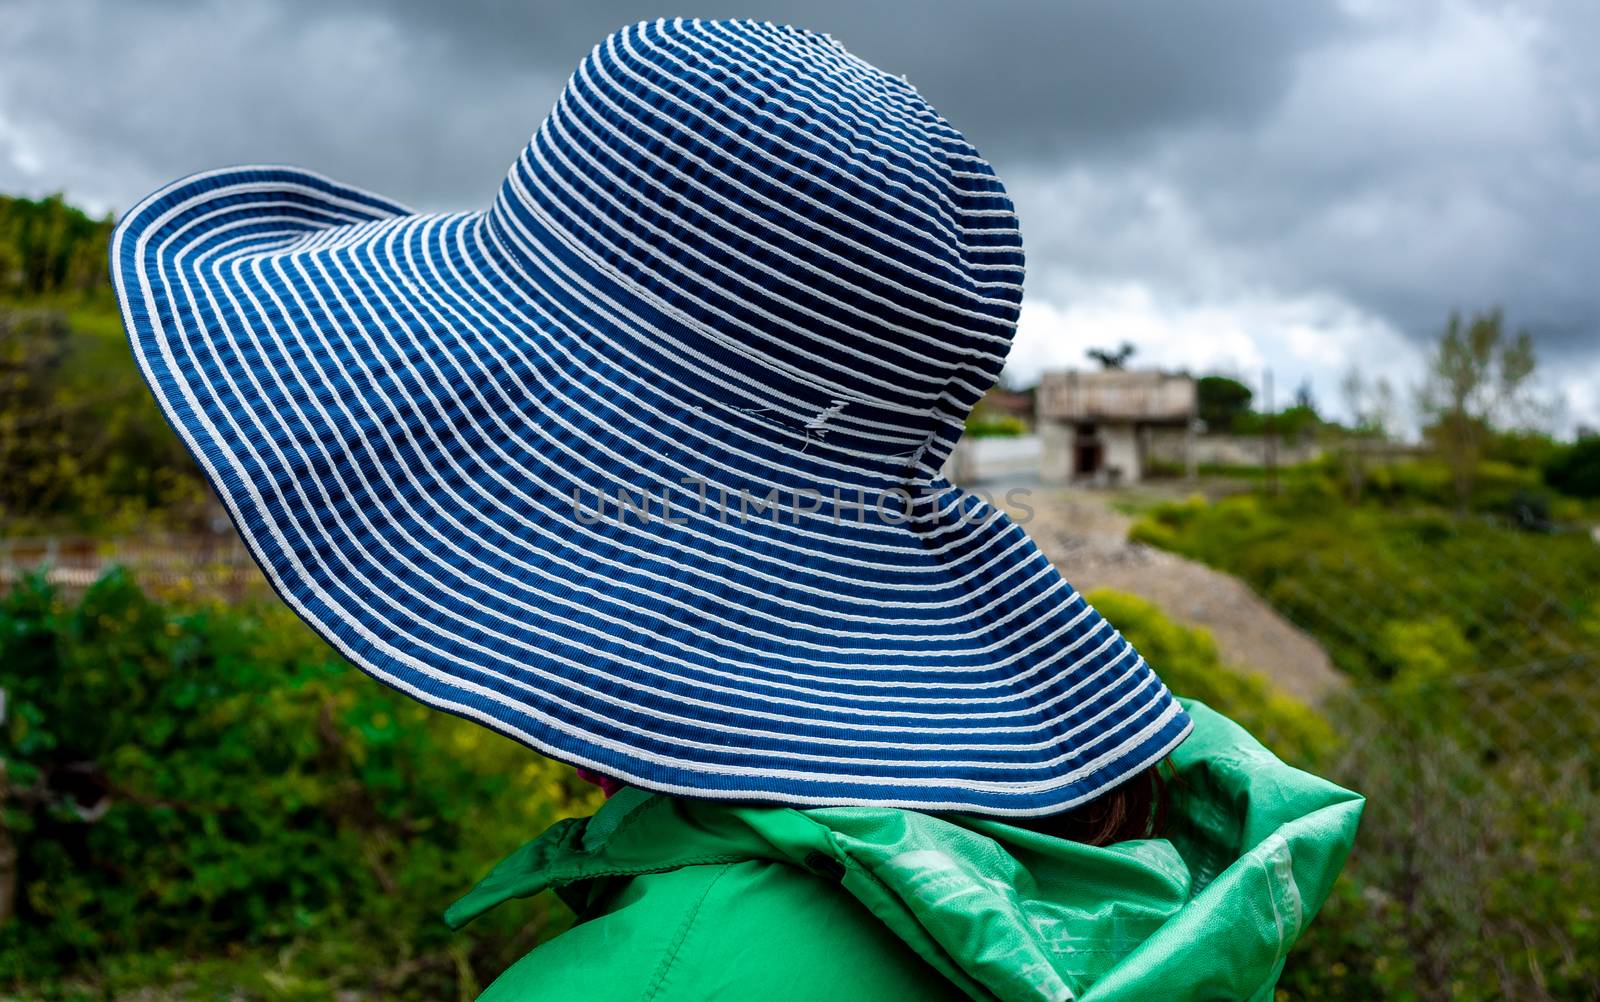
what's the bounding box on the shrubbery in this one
[1284,689,1600,1000]
[0,195,111,300]
[0,304,211,535]
[1130,491,1600,684]
[1086,589,1334,766]
[1544,436,1600,499]
[0,570,598,999]
[963,414,1028,438]
[0,192,216,533]
[1132,493,1600,999]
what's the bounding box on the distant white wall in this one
[975,425,1332,486]
[946,435,1043,484]
[1149,433,1322,468]
[1039,423,1072,484]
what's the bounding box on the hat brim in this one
[112,165,1190,815]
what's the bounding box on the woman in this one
[112,18,1360,999]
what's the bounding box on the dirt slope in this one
[997,486,1345,705]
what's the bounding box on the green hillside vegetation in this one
[1131,491,1600,686]
[0,570,599,999]
[1544,435,1600,498]
[1,195,212,534]
[1084,589,1334,765]
[0,194,112,301]
[1131,492,1600,998]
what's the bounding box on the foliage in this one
[1196,374,1252,432]
[1191,372,1326,438]
[0,304,210,534]
[1229,454,1585,526]
[1085,589,1334,766]
[0,193,213,535]
[1481,427,1565,472]
[963,414,1028,439]
[0,571,601,999]
[1227,402,1323,438]
[1543,435,1600,499]
[1359,457,1546,518]
[1129,492,1599,683]
[0,194,113,301]
[1132,493,1600,1000]
[1085,341,1136,370]
[1417,308,1538,511]
[1284,684,1600,1001]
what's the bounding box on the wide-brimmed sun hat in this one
[112,18,1190,815]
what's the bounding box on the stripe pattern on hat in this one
[494,18,1023,477]
[110,18,1191,816]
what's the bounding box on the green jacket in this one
[447,701,1362,1001]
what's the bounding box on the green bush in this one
[1087,588,1334,766]
[0,194,112,300]
[0,570,599,999]
[1228,402,1323,438]
[1544,436,1600,499]
[1359,458,1542,514]
[1130,493,1600,999]
[1482,429,1565,472]
[1197,375,1252,431]
[1129,492,1600,684]
[963,414,1028,438]
[0,304,211,534]
[1282,686,1600,1000]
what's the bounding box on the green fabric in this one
[447,701,1363,1001]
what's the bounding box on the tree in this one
[1197,375,1252,431]
[0,306,208,532]
[1338,367,1397,500]
[1086,341,1136,370]
[1418,308,1536,512]
[0,307,75,517]
[0,194,115,299]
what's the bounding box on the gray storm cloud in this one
[2,0,1596,422]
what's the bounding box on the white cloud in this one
[1558,372,1600,435]
[1008,283,1427,427]
[0,111,45,178]
[1010,286,1263,384]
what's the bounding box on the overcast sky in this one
[4,0,1596,431]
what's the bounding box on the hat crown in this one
[488,19,1024,476]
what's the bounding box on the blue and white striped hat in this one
[112,18,1191,815]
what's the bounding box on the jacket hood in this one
[448,700,1362,1001]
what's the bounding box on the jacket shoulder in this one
[477,858,963,1001]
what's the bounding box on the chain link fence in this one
[1258,526,1599,999]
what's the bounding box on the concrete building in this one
[1037,371,1197,485]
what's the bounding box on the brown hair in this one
[1016,762,1173,847]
